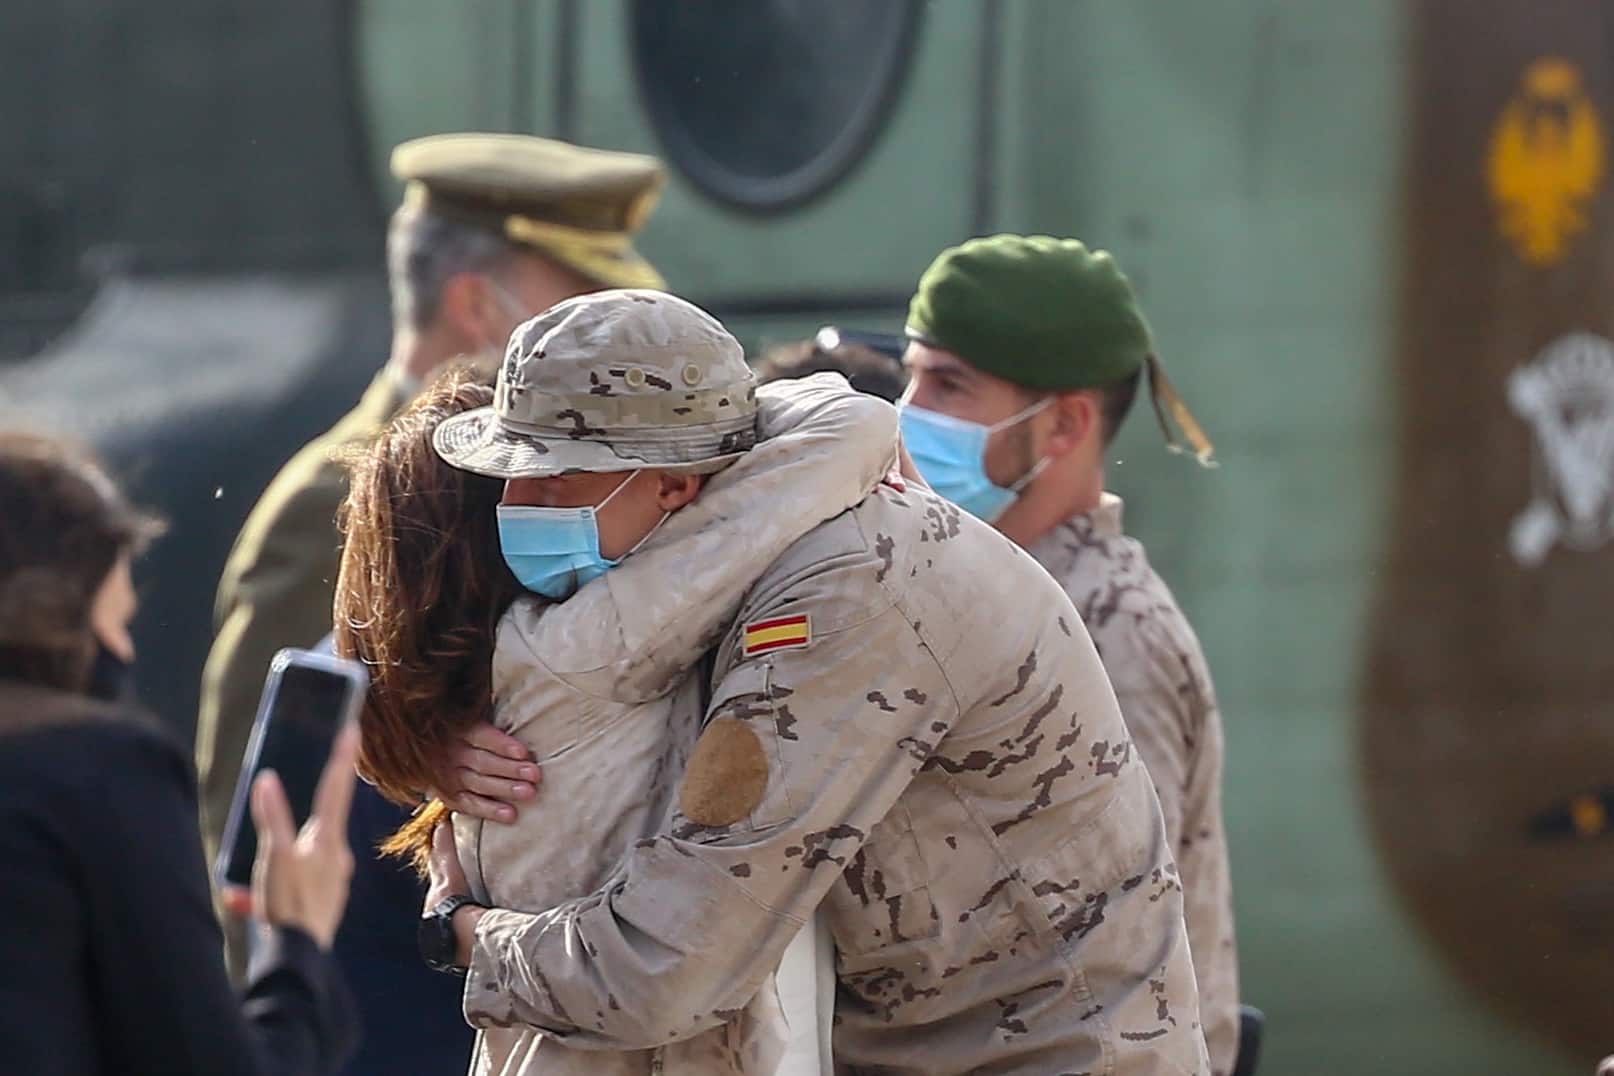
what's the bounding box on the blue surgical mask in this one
[496,472,666,600]
[898,399,1052,522]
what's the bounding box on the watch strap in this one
[419,894,482,975]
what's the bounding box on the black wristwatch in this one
[419,894,482,976]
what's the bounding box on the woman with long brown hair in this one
[334,367,523,842]
[325,367,521,1076]
[334,365,898,1075]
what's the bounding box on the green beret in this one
[908,234,1216,465]
[906,234,1151,391]
[391,133,666,290]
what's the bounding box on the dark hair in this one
[0,433,163,691]
[333,365,524,864]
[387,202,526,331]
[754,338,909,403]
[1099,367,1144,446]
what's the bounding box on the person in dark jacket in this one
[0,431,361,1075]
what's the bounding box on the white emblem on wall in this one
[1509,332,1614,566]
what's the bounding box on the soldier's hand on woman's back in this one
[432,722,541,823]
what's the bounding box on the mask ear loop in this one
[1008,455,1051,493]
[487,279,532,325]
[625,509,673,557]
[596,470,673,560]
[986,396,1055,434]
[594,470,641,512]
[482,278,538,354]
[989,396,1055,492]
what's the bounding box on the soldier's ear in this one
[437,272,502,350]
[1042,392,1098,459]
[654,471,705,511]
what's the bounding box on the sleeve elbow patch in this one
[680,718,770,826]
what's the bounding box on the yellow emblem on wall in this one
[1487,58,1606,266]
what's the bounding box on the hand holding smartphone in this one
[216,649,368,925]
[245,721,362,949]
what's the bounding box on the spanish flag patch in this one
[743,614,812,657]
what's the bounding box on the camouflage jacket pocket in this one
[1021,765,1162,945]
[828,804,942,959]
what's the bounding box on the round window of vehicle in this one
[631,0,923,213]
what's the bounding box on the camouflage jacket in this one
[459,374,897,1075]
[465,481,1210,1074]
[1030,495,1239,1076]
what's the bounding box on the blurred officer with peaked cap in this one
[899,234,1243,1075]
[194,133,665,1071]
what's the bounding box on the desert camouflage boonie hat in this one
[433,289,758,478]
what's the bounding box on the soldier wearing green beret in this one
[899,234,1242,1076]
[195,133,666,978]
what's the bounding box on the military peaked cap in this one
[392,133,666,290]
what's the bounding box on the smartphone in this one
[214,647,368,891]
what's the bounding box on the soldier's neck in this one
[993,460,1105,550]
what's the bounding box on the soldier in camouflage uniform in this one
[898,235,1241,1076]
[455,368,900,1076]
[423,288,1211,1074]
[195,134,666,982]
